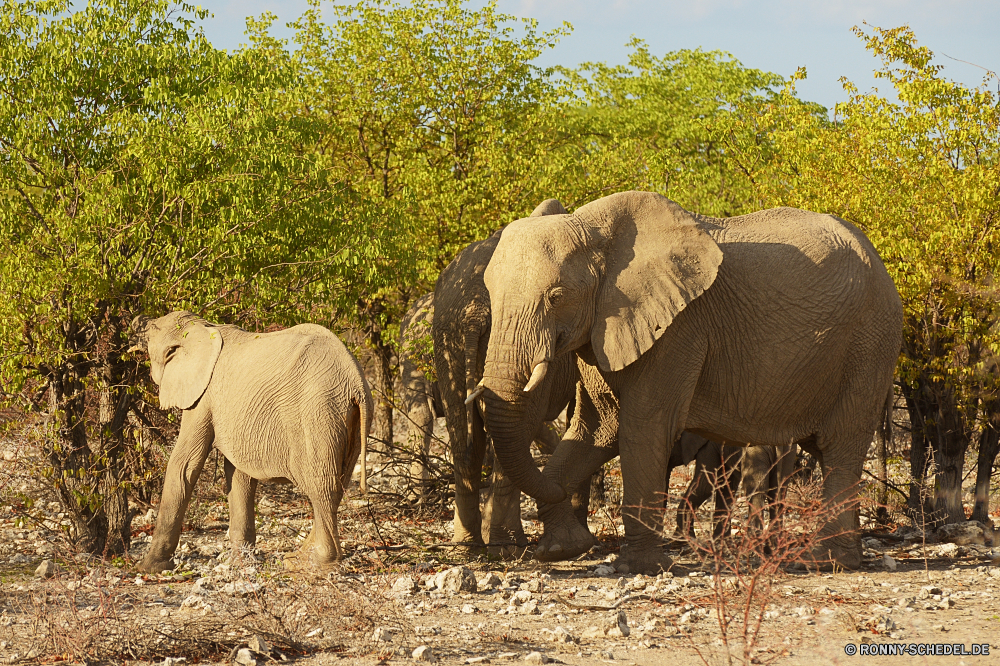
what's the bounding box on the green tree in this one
[289,0,568,441]
[540,41,812,215]
[0,0,402,554]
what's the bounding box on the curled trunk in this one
[482,391,566,505]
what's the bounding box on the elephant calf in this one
[132,311,372,573]
[670,436,795,544]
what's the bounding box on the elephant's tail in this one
[879,385,893,446]
[356,376,374,495]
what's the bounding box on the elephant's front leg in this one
[452,405,488,552]
[224,457,259,556]
[535,386,619,562]
[138,409,213,573]
[484,453,527,559]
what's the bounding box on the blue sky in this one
[192,0,999,111]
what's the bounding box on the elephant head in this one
[481,191,723,503]
[138,311,224,410]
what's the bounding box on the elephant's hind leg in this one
[224,457,259,556]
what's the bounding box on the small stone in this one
[539,626,576,643]
[936,543,959,558]
[372,626,395,643]
[34,559,58,579]
[234,648,258,666]
[412,645,435,662]
[593,564,615,576]
[461,604,478,614]
[599,650,615,660]
[393,575,419,595]
[478,573,503,591]
[605,610,630,637]
[305,628,324,638]
[434,566,477,594]
[247,636,269,654]
[883,554,897,571]
[523,653,551,664]
[520,578,544,593]
[512,590,533,605]
[518,600,539,615]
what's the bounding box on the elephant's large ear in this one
[159,320,223,410]
[589,193,723,372]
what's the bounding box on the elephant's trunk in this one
[482,346,565,504]
[483,393,566,504]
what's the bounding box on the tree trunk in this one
[902,387,935,524]
[971,405,1000,524]
[903,380,973,526]
[359,297,394,451]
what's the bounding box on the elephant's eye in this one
[546,287,566,308]
[164,345,181,362]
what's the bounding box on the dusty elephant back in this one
[207,324,372,484]
[677,208,902,447]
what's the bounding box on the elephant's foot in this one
[487,528,529,560]
[136,555,174,574]
[535,503,595,562]
[282,549,338,573]
[789,535,861,572]
[612,544,677,576]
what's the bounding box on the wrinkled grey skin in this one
[133,311,372,573]
[433,199,580,556]
[481,191,902,574]
[398,293,443,492]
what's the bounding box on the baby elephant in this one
[132,311,372,573]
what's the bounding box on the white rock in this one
[512,590,533,605]
[34,559,58,579]
[936,543,959,558]
[461,604,478,614]
[518,600,539,615]
[434,566,477,594]
[478,573,503,591]
[412,645,435,662]
[393,575,419,595]
[539,626,575,643]
[593,564,615,576]
[883,554,897,571]
[523,653,551,664]
[234,648,258,666]
[372,626,395,643]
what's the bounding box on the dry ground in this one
[2,414,999,666]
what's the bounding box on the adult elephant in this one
[480,191,902,573]
[132,311,371,573]
[398,293,443,493]
[433,199,584,556]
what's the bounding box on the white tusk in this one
[465,379,486,405]
[523,360,550,393]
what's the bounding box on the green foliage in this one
[542,41,815,215]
